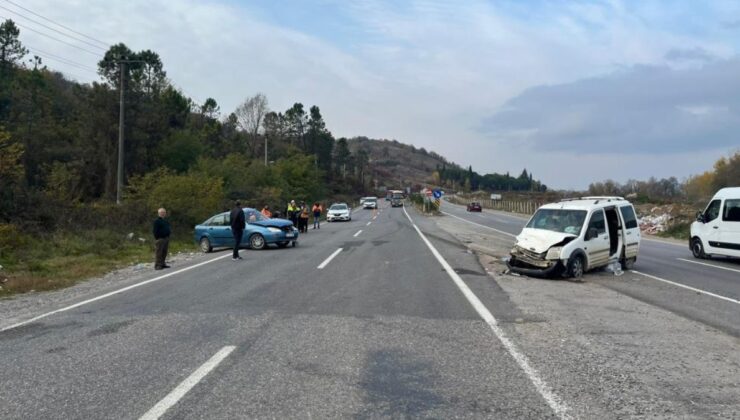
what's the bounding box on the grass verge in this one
[0,228,196,298]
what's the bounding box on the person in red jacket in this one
[312,202,323,229]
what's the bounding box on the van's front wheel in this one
[691,237,707,259]
[567,255,585,279]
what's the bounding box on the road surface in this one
[1,200,738,419]
[0,203,559,419]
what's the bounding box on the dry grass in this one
[0,229,195,297]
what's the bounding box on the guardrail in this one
[448,196,541,215]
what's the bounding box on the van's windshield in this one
[526,209,587,235]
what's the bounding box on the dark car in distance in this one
[467,202,482,212]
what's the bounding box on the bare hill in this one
[347,136,458,189]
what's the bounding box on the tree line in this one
[433,164,547,193]
[587,152,739,204]
[0,19,377,230]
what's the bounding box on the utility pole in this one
[115,59,145,205]
[116,61,126,205]
[264,136,268,166]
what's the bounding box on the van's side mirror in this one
[695,211,705,223]
[586,227,598,241]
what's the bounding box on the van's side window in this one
[588,209,606,235]
[723,199,740,222]
[619,206,638,229]
[705,200,721,223]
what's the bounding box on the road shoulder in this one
[428,208,740,419]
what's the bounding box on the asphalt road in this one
[440,199,740,337]
[0,202,565,419]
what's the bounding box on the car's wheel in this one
[199,237,212,253]
[567,254,585,279]
[249,233,266,250]
[621,256,636,270]
[691,237,707,259]
[292,241,297,247]
[277,241,288,248]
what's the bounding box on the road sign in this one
[490,194,502,200]
[426,189,433,197]
[433,190,443,199]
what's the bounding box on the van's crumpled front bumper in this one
[507,246,563,277]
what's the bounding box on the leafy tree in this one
[0,19,27,70]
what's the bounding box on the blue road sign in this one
[433,190,443,199]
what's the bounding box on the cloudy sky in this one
[9,0,740,189]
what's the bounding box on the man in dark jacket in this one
[229,201,246,260]
[153,207,171,270]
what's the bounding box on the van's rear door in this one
[619,204,640,259]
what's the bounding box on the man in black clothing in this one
[229,201,246,260]
[153,208,171,270]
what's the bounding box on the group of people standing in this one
[284,200,323,233]
[153,199,327,269]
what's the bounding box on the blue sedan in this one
[194,208,299,253]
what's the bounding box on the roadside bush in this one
[146,173,224,227]
[0,223,29,256]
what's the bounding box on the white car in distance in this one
[327,203,352,222]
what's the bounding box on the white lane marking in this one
[317,248,343,269]
[366,221,372,226]
[402,207,570,419]
[372,216,377,220]
[440,211,516,238]
[354,230,363,237]
[0,254,233,333]
[632,270,740,305]
[676,258,740,274]
[139,346,236,420]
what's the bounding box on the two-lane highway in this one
[0,201,566,419]
[441,199,740,337]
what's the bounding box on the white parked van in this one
[690,187,740,259]
[508,197,640,279]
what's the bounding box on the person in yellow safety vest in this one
[261,205,272,218]
[287,200,299,226]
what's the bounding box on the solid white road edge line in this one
[317,248,343,269]
[353,230,363,237]
[0,254,233,333]
[440,210,516,238]
[676,258,740,274]
[139,346,236,420]
[632,270,740,305]
[402,207,571,420]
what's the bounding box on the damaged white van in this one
[507,197,640,279]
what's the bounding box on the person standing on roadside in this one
[230,200,246,260]
[287,200,299,226]
[153,208,171,270]
[299,203,310,233]
[261,205,272,218]
[312,202,322,229]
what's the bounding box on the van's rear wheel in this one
[621,257,636,270]
[691,237,707,259]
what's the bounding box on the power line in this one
[1,0,109,48]
[26,47,99,74]
[0,4,107,51]
[0,15,103,57]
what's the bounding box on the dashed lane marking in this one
[632,270,740,305]
[676,258,740,274]
[139,346,236,420]
[317,248,343,269]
